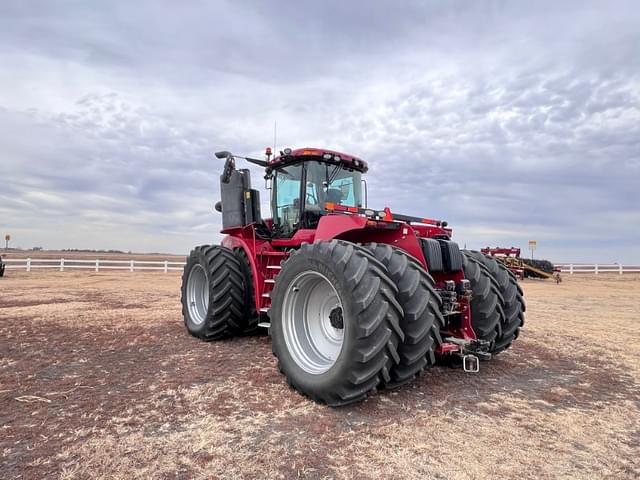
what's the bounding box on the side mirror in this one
[214,201,222,213]
[215,151,232,159]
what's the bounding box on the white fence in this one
[555,263,640,274]
[4,258,186,273]
[3,258,640,275]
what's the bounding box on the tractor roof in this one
[268,148,368,173]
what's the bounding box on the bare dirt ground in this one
[1,272,639,479]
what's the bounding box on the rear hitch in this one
[444,336,491,372]
[462,354,480,373]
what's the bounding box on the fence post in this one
[27,258,31,272]
[619,264,623,275]
[569,264,574,275]
[130,259,134,272]
[96,259,100,272]
[595,264,599,274]
[60,258,65,272]
[164,260,168,273]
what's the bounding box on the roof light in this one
[323,153,332,160]
[283,147,292,155]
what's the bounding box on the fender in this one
[314,214,368,241]
[315,214,429,270]
[221,226,269,310]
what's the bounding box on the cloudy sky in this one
[1,1,638,262]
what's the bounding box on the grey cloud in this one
[0,1,639,261]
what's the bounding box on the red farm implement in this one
[481,247,561,282]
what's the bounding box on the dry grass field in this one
[1,271,639,479]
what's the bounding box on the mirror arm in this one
[242,156,269,167]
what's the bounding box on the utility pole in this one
[4,234,9,250]
[528,240,537,262]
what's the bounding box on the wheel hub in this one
[281,271,345,374]
[186,264,209,325]
[329,306,343,329]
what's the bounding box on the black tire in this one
[541,260,554,273]
[365,243,444,387]
[181,245,246,340]
[467,251,525,354]
[522,258,554,278]
[233,248,260,335]
[270,240,404,406]
[0,262,4,277]
[461,250,505,351]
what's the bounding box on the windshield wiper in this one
[325,164,342,187]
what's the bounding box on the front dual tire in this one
[181,245,255,340]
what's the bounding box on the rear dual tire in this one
[364,243,444,387]
[462,250,525,355]
[270,240,404,406]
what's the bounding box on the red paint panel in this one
[314,215,368,241]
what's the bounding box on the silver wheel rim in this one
[282,271,344,374]
[187,264,209,325]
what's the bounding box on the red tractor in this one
[181,148,525,406]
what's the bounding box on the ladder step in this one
[267,265,281,269]
[259,307,269,313]
[264,279,275,284]
[261,293,270,298]
[258,322,271,329]
[258,251,287,256]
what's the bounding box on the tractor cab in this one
[216,148,368,239]
[268,148,367,237]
